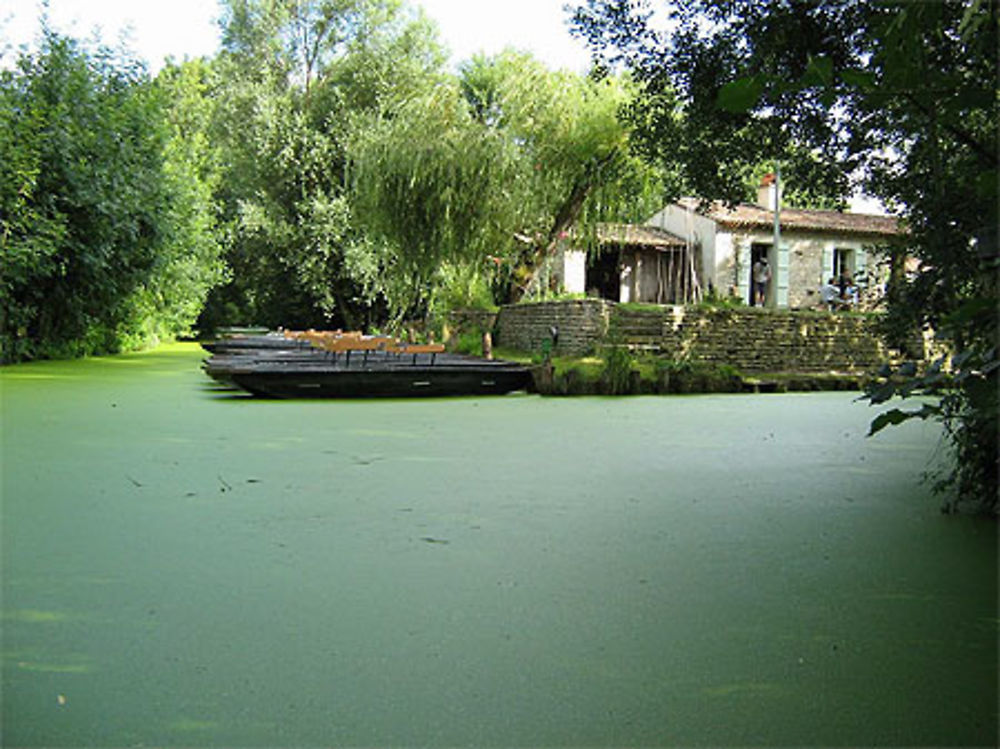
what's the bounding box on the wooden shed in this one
[587,224,702,304]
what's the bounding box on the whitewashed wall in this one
[645,205,717,291]
[561,249,587,295]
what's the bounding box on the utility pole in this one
[771,162,781,307]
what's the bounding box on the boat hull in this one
[201,332,532,398]
[228,364,530,398]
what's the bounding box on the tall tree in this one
[572,0,998,510]
[201,0,446,331]
[574,1,858,206]
[349,50,665,317]
[152,58,227,336]
[0,31,223,361]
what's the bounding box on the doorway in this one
[833,248,855,281]
[749,243,773,306]
[588,250,622,301]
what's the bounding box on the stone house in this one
[554,177,903,309]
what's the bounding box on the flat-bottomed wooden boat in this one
[202,332,531,398]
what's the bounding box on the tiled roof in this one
[597,223,688,248]
[676,198,903,236]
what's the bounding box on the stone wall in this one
[722,231,893,309]
[655,306,893,373]
[495,299,613,355]
[445,309,498,335]
[787,236,829,307]
[495,299,914,372]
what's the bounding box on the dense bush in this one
[656,359,743,394]
[601,345,635,395]
[0,33,222,362]
[449,327,486,356]
[532,351,744,395]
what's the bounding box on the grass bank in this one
[489,347,868,396]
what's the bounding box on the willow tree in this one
[349,51,664,318]
[201,0,446,331]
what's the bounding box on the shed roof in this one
[597,223,688,249]
[675,198,903,237]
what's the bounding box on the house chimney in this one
[757,173,782,211]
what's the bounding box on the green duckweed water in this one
[1,343,996,746]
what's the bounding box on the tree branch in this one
[902,92,998,168]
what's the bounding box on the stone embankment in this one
[490,299,917,374]
[491,299,614,357]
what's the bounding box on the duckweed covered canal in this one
[2,343,996,746]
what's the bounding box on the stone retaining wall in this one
[654,306,892,373]
[494,300,914,372]
[446,309,498,335]
[495,299,613,355]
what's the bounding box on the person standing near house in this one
[820,277,841,310]
[837,270,850,300]
[752,257,771,306]
[835,273,856,307]
[844,276,859,307]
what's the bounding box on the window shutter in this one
[822,245,835,281]
[737,240,751,303]
[776,243,790,307]
[855,248,868,285]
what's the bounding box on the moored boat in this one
[202,330,531,398]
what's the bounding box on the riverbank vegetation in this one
[2,0,995,507]
[1,32,224,361]
[485,344,860,397]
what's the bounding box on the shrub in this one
[602,345,636,394]
[451,327,485,356]
[656,359,742,393]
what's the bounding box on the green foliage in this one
[349,82,519,314]
[152,59,227,334]
[540,355,605,394]
[656,359,743,394]
[863,330,998,516]
[1,32,223,362]
[515,290,589,307]
[200,0,447,332]
[574,1,854,208]
[533,338,554,365]
[696,287,744,310]
[573,0,998,506]
[429,263,497,318]
[616,301,665,312]
[449,327,486,357]
[601,344,635,394]
[349,50,666,313]
[531,351,743,395]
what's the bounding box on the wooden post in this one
[482,331,493,360]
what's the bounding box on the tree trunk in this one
[513,150,619,301]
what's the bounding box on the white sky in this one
[416,0,591,72]
[1,0,591,73]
